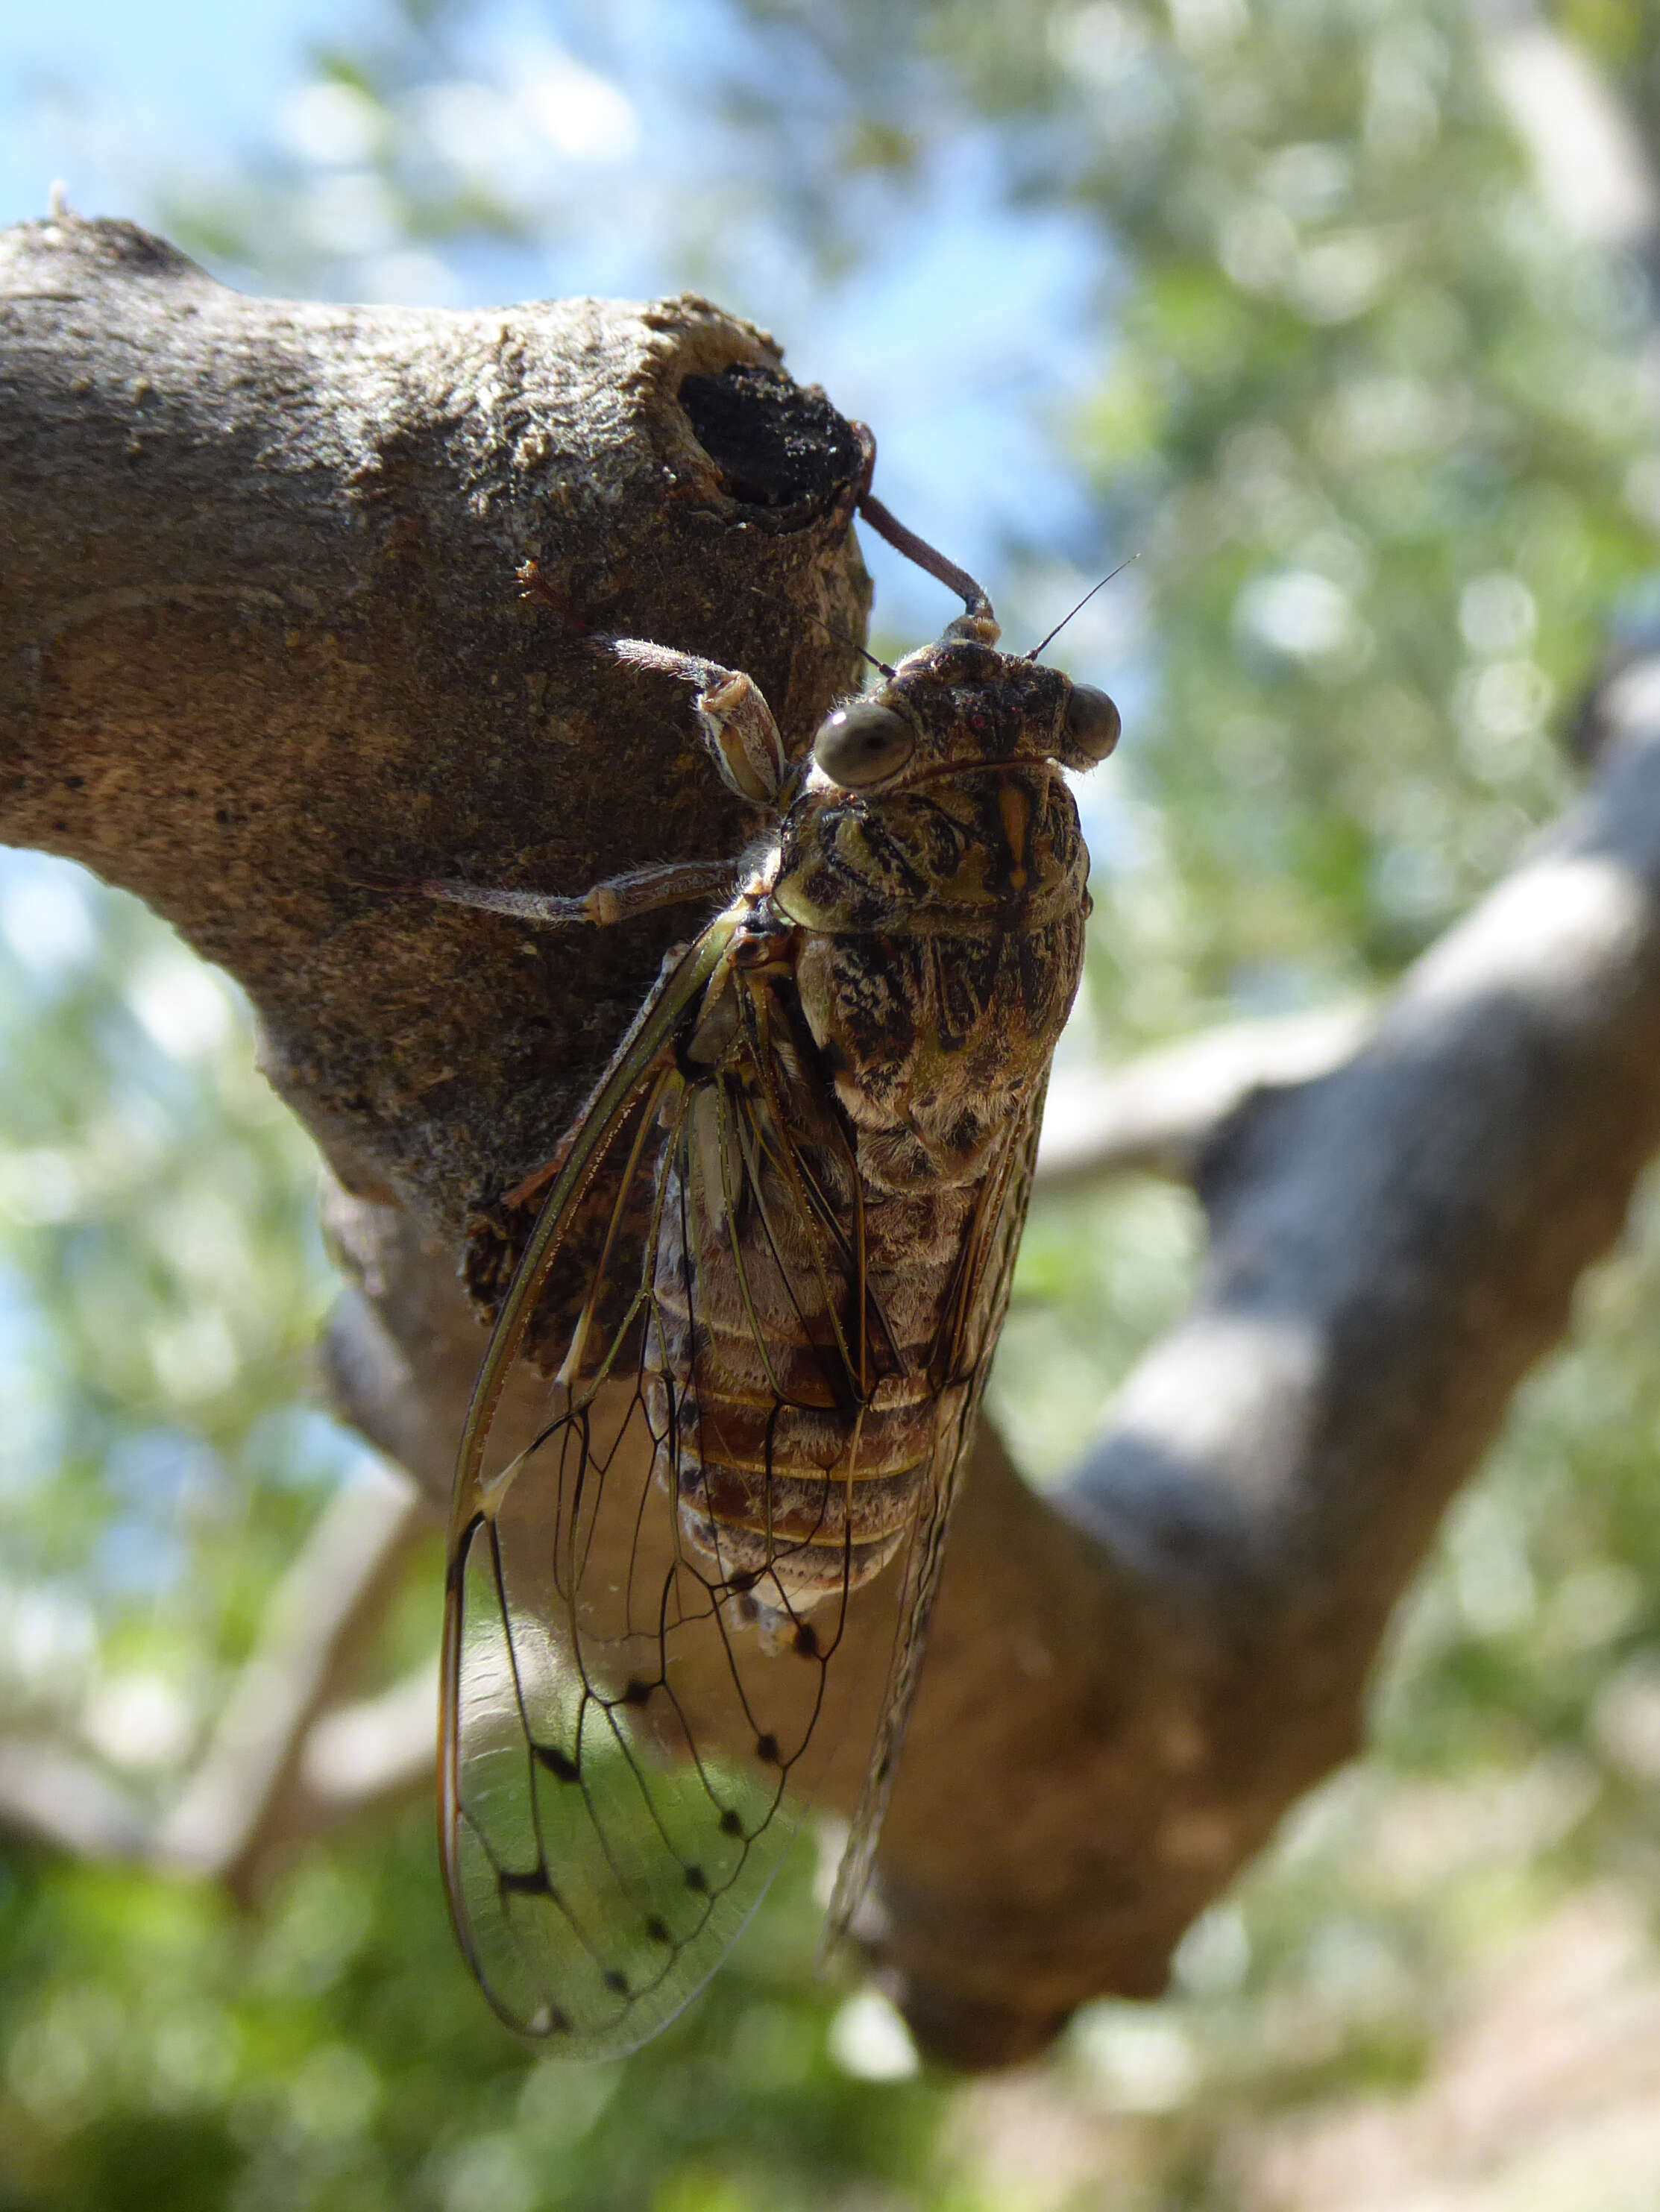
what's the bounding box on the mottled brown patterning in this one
[434,523,1120,2056]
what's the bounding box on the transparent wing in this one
[441,926,1046,2055]
[443,1351,855,2052]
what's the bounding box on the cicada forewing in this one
[820,1086,1046,1943]
[442,906,1049,2055]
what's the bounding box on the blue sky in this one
[1,0,345,222]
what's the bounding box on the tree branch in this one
[0,1458,430,1883]
[156,1456,428,1897]
[7,216,1660,2074]
[1034,1001,1374,1188]
[0,209,871,1260]
[875,689,1660,2064]
[0,1736,152,1861]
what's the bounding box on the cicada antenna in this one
[1022,555,1139,663]
[791,598,896,681]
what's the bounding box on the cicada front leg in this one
[400,652,784,930]
[407,612,788,930]
[586,633,789,808]
[518,558,790,809]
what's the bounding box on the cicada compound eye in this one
[812,699,916,789]
[1063,683,1121,763]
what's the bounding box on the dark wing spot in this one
[793,1622,820,1659]
[620,1677,654,1707]
[533,1742,579,1783]
[729,1569,758,1595]
[645,1917,673,1945]
[718,1809,745,1838]
[500,1867,556,1900]
[603,1969,629,1996]
[755,1733,781,1765]
[685,1865,709,1894]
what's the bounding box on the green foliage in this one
[1013,0,1650,1035]
[722,0,1658,1025]
[0,860,352,1766]
[0,1828,952,2212]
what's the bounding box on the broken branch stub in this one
[0,215,872,1264]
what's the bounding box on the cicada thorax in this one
[643,744,1090,1624]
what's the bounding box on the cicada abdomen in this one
[438,520,1122,2055]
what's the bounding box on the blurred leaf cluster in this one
[10,1,1660,2207]
[0,856,353,1783]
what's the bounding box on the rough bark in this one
[6,214,1660,2072]
[0,210,870,1254]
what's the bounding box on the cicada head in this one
[835,493,1125,790]
[808,614,1120,794]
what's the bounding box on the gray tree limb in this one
[0,1736,153,1861]
[1034,1001,1375,1188]
[875,694,1660,2064]
[155,1455,427,1897]
[5,213,1660,2073]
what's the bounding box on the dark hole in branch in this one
[679,362,862,514]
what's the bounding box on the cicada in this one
[433,497,1120,2054]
